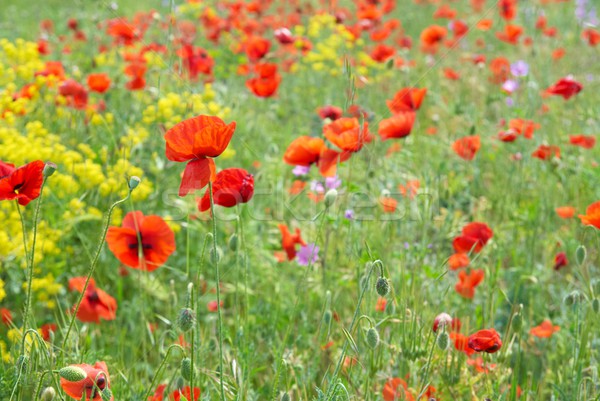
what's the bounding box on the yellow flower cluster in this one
[141,85,231,129]
[23,273,62,309]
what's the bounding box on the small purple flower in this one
[310,180,324,193]
[292,165,311,176]
[296,243,319,265]
[505,97,515,107]
[344,209,355,220]
[510,60,529,77]
[404,242,410,249]
[502,79,519,93]
[325,175,341,189]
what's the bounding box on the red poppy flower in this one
[455,269,485,299]
[545,77,583,100]
[197,168,254,212]
[59,79,89,109]
[489,57,510,83]
[420,25,447,53]
[106,211,176,271]
[578,201,600,229]
[450,332,475,356]
[509,118,539,139]
[60,362,113,401]
[434,4,457,19]
[453,222,493,253]
[1,308,12,325]
[452,135,480,160]
[0,160,45,206]
[569,135,595,149]
[164,115,236,196]
[40,323,57,341]
[244,36,270,62]
[378,111,416,140]
[68,277,117,323]
[553,252,568,270]
[370,44,395,63]
[467,356,496,373]
[380,196,398,213]
[532,144,560,160]
[386,87,427,113]
[283,136,326,167]
[317,105,343,121]
[555,206,575,219]
[499,0,517,20]
[376,297,387,312]
[496,24,523,44]
[468,328,502,353]
[448,252,470,270]
[432,312,457,332]
[148,384,167,401]
[246,64,281,97]
[530,319,560,338]
[582,28,600,46]
[171,386,201,401]
[278,224,306,260]
[87,73,111,93]
[382,378,414,401]
[323,117,370,152]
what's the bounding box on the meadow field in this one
[0,0,599,400]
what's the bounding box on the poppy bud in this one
[376,277,390,297]
[564,290,580,306]
[228,234,239,251]
[323,310,332,325]
[101,388,113,401]
[177,307,196,332]
[16,355,28,372]
[59,366,87,382]
[576,245,586,266]
[43,162,57,178]
[432,313,452,332]
[128,176,141,191]
[593,298,599,314]
[181,357,194,381]
[210,246,222,264]
[436,331,450,350]
[324,189,337,207]
[281,392,291,401]
[512,313,523,331]
[366,327,379,349]
[40,387,56,401]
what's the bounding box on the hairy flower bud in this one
[324,189,337,207]
[40,387,56,401]
[128,176,141,191]
[43,162,57,178]
[177,308,196,332]
[436,331,450,350]
[376,277,390,297]
[59,366,87,382]
[366,327,380,349]
[576,245,586,266]
[181,357,193,381]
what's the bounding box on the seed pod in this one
[128,176,141,190]
[181,358,193,381]
[177,308,196,332]
[324,189,338,207]
[576,245,586,266]
[40,387,56,401]
[43,162,57,178]
[366,327,379,349]
[376,277,390,297]
[59,366,87,382]
[436,331,450,350]
[564,291,580,306]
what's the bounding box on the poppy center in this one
[87,290,100,303]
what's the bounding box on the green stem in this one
[61,189,132,352]
[325,257,380,400]
[208,181,226,401]
[143,344,186,401]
